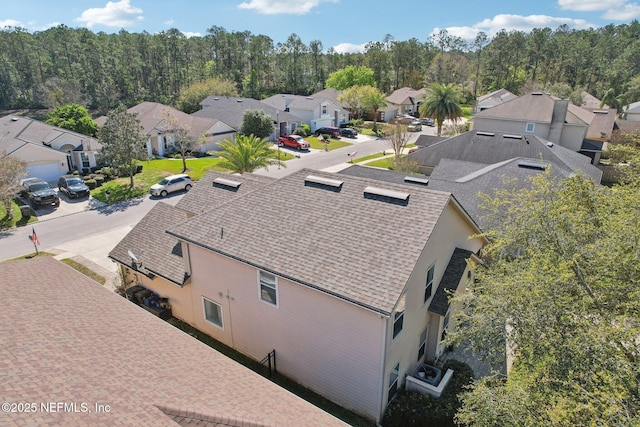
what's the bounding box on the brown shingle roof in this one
[0,257,345,426]
[168,168,459,315]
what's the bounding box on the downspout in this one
[376,314,389,424]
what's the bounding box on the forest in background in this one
[1,21,640,115]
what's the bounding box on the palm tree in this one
[363,87,388,133]
[217,134,282,174]
[419,83,463,136]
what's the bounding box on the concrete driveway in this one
[30,190,106,221]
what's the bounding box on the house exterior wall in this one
[473,117,552,139]
[380,201,484,412]
[560,124,588,152]
[186,244,386,421]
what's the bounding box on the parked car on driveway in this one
[421,117,435,126]
[58,175,90,199]
[277,135,310,150]
[314,126,341,138]
[22,178,60,209]
[407,121,422,132]
[150,174,193,197]
[340,128,358,138]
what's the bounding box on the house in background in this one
[95,102,236,156]
[383,87,427,121]
[109,168,485,423]
[0,114,101,182]
[476,88,517,111]
[0,256,345,426]
[194,95,303,139]
[261,93,350,132]
[472,92,616,164]
[623,100,640,121]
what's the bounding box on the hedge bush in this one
[94,175,105,186]
[381,360,475,427]
[84,179,97,190]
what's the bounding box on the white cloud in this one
[0,19,24,28]
[182,31,201,38]
[164,19,174,26]
[237,0,338,15]
[332,42,366,54]
[75,0,144,28]
[603,2,640,19]
[558,0,626,11]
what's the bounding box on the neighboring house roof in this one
[96,102,227,139]
[167,168,477,315]
[410,130,602,181]
[262,93,348,115]
[614,119,640,134]
[429,248,474,316]
[313,88,348,108]
[0,256,345,426]
[625,100,640,114]
[474,92,590,124]
[581,91,606,109]
[176,170,275,216]
[194,96,302,130]
[476,88,517,110]
[414,135,449,148]
[584,108,617,140]
[109,202,191,286]
[386,87,426,106]
[0,114,101,156]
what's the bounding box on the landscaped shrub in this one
[135,163,143,174]
[94,175,105,186]
[84,179,97,190]
[72,170,80,176]
[381,360,475,427]
[98,167,114,179]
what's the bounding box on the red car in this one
[278,135,310,150]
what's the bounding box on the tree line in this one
[1,21,640,114]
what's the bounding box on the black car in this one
[314,126,341,138]
[340,128,358,138]
[22,178,60,208]
[58,175,90,198]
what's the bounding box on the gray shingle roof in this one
[428,248,473,316]
[168,168,459,315]
[0,257,346,426]
[386,87,426,105]
[109,202,190,285]
[194,96,302,130]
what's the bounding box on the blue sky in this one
[2,0,640,53]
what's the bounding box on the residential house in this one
[261,94,350,132]
[313,87,350,110]
[0,114,102,182]
[0,256,345,426]
[95,102,236,157]
[194,95,303,139]
[409,130,603,182]
[623,100,640,121]
[109,168,485,423]
[472,92,617,163]
[476,88,517,112]
[383,87,427,121]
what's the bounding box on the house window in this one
[417,327,428,362]
[80,152,90,168]
[424,264,435,303]
[259,271,278,306]
[322,104,327,115]
[392,293,406,339]
[525,122,535,133]
[441,309,451,342]
[388,363,400,403]
[203,297,223,328]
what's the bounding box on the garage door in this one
[26,163,63,184]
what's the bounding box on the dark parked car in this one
[58,175,90,198]
[340,128,358,138]
[314,126,341,138]
[22,178,60,209]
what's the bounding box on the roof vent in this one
[503,134,522,140]
[236,99,243,102]
[546,142,554,147]
[476,131,495,137]
[213,177,242,189]
[213,97,219,100]
[518,161,547,170]
[11,117,19,121]
[593,110,608,114]
[304,175,343,191]
[531,92,544,95]
[364,186,410,203]
[403,176,429,186]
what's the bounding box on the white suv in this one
[150,174,193,197]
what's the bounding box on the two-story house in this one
[109,169,485,423]
[261,94,350,132]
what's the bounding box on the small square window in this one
[525,122,535,133]
[259,271,278,306]
[424,265,435,303]
[203,297,223,328]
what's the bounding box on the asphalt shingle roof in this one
[168,168,457,315]
[0,257,345,426]
[428,248,473,316]
[194,96,302,130]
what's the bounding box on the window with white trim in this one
[424,264,435,303]
[441,308,451,341]
[392,293,406,339]
[417,327,428,362]
[322,104,328,115]
[525,122,535,133]
[388,363,400,402]
[259,271,278,306]
[203,297,223,328]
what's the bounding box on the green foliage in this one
[45,103,97,136]
[326,65,376,90]
[450,171,640,426]
[240,109,274,138]
[0,152,27,216]
[296,123,311,136]
[419,83,463,136]
[391,157,420,173]
[217,134,281,174]
[177,77,239,113]
[93,175,104,186]
[382,360,474,427]
[84,179,97,189]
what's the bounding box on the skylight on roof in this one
[213,177,242,189]
[304,175,344,189]
[476,131,495,137]
[518,161,547,170]
[503,134,523,139]
[364,186,410,202]
[403,176,429,185]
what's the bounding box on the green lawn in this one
[353,152,387,164]
[307,136,352,151]
[0,199,37,230]
[364,157,395,169]
[60,258,106,284]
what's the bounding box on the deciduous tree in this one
[0,153,26,218]
[240,109,274,139]
[45,103,97,136]
[326,65,376,90]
